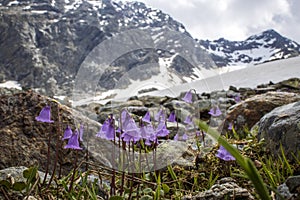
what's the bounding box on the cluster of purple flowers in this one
[35,89,236,162]
[96,109,171,146]
[62,125,84,150]
[35,105,84,150]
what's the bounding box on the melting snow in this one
[31,10,48,14]
[7,1,19,6]
[0,81,22,90]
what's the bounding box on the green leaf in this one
[12,182,26,191]
[109,196,124,200]
[162,184,170,194]
[23,166,38,184]
[143,188,153,194]
[0,180,12,189]
[140,195,153,200]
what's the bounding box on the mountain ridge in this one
[0,0,299,97]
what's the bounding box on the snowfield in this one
[146,56,300,98]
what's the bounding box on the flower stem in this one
[68,150,78,193]
[47,104,61,188]
[42,134,51,186]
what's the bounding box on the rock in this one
[257,101,300,159]
[182,177,254,200]
[276,175,300,200]
[0,90,111,175]
[286,175,300,193]
[223,92,300,134]
[0,166,51,184]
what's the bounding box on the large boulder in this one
[256,101,300,159]
[223,92,300,134]
[0,89,108,175]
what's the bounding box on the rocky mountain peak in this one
[198,29,300,67]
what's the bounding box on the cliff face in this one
[0,0,214,96]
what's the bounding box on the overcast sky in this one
[121,0,300,43]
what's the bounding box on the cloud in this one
[121,0,300,42]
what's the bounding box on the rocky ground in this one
[0,77,299,199]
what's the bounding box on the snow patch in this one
[8,1,19,6]
[31,10,48,14]
[0,81,22,90]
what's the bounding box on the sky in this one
[120,0,300,43]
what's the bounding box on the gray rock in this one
[257,101,300,159]
[224,92,300,134]
[276,175,300,200]
[182,177,254,200]
[0,166,51,184]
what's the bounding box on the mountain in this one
[0,0,299,98]
[198,29,300,67]
[0,0,215,97]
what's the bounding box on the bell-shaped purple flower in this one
[140,124,155,139]
[121,109,132,128]
[142,111,151,123]
[184,115,193,124]
[174,133,188,141]
[168,111,176,122]
[156,121,170,137]
[145,139,152,146]
[35,105,54,123]
[64,130,82,150]
[154,109,165,122]
[96,118,115,141]
[62,125,73,140]
[208,107,222,117]
[182,90,193,103]
[216,146,235,161]
[228,122,233,130]
[121,119,141,143]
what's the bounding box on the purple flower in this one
[228,122,233,130]
[216,146,235,161]
[208,107,222,117]
[184,115,193,124]
[156,121,169,137]
[121,119,141,143]
[64,130,82,150]
[182,90,193,103]
[234,94,241,103]
[182,133,188,141]
[142,111,151,123]
[96,118,115,141]
[144,139,152,146]
[174,133,188,141]
[121,110,131,127]
[154,109,165,122]
[168,111,176,122]
[62,125,73,140]
[35,105,54,123]
[140,124,156,140]
[174,133,179,141]
[79,124,84,142]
